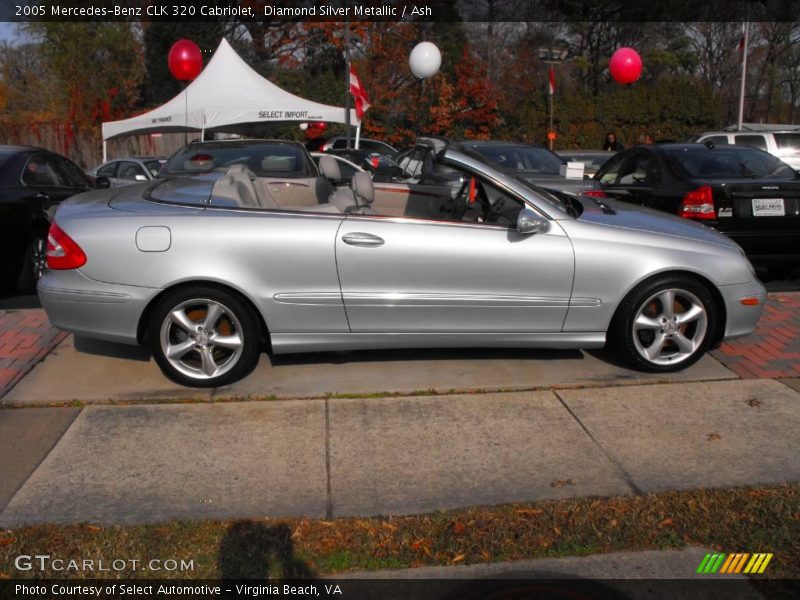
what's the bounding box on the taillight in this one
[679,185,715,219]
[46,223,86,270]
[581,190,607,198]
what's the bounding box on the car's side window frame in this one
[20,152,69,188]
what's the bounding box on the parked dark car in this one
[594,143,800,272]
[459,140,605,196]
[0,145,105,293]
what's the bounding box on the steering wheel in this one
[484,197,507,224]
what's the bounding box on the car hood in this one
[573,196,741,251]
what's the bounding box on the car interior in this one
[206,146,526,227]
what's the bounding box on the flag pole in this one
[344,10,352,149]
[737,20,749,130]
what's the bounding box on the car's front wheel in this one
[148,287,261,387]
[611,275,718,372]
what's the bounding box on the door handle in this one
[35,193,50,200]
[341,232,385,247]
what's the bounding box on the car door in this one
[598,149,661,208]
[335,171,575,334]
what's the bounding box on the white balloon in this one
[299,123,309,131]
[409,41,441,79]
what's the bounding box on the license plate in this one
[752,198,785,216]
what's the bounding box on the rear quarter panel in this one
[57,201,349,334]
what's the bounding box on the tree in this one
[20,22,144,166]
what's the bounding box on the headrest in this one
[351,171,374,205]
[261,156,296,172]
[318,155,342,181]
[228,164,250,175]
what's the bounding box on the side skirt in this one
[270,332,606,355]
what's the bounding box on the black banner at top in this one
[2,0,800,22]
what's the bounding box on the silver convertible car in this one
[39,138,765,387]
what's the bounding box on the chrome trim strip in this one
[569,297,603,307]
[273,292,343,306]
[341,292,572,307]
[271,332,606,354]
[37,285,130,304]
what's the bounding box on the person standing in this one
[603,131,625,151]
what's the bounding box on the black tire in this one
[17,234,47,295]
[609,275,719,373]
[148,286,262,388]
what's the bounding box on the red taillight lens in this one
[581,190,607,198]
[46,223,86,270]
[679,185,715,219]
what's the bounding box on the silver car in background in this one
[39,138,765,387]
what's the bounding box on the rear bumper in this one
[718,278,767,341]
[38,270,160,345]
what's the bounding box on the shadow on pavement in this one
[219,521,312,580]
[73,336,151,361]
[269,346,585,367]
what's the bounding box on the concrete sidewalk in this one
[1,378,798,527]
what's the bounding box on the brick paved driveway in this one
[711,293,800,379]
[0,311,67,399]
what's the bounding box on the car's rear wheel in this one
[148,287,261,387]
[611,275,718,372]
[17,234,47,294]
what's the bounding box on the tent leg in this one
[354,125,361,150]
[102,140,107,163]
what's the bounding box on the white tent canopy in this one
[101,38,357,142]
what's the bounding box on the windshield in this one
[160,142,314,178]
[665,146,797,179]
[470,145,563,175]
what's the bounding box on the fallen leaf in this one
[451,521,467,536]
[609,519,619,528]
[706,433,721,441]
[746,398,762,408]
[0,572,9,580]
[86,525,102,533]
[553,526,561,536]
[0,537,14,547]
[550,479,575,488]
[515,508,544,517]
[381,521,397,532]
[659,518,674,528]
[481,550,491,560]
[451,554,466,563]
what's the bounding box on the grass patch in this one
[1,484,797,579]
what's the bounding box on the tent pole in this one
[355,124,361,149]
[102,140,107,163]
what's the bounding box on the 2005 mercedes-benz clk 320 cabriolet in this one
[39,137,765,387]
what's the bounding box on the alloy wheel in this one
[159,298,245,380]
[631,288,708,366]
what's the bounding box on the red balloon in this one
[168,39,203,81]
[609,47,642,85]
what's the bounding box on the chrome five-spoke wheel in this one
[611,276,717,373]
[149,287,261,387]
[631,288,708,366]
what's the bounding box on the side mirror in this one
[134,174,148,181]
[95,176,111,189]
[517,208,548,235]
